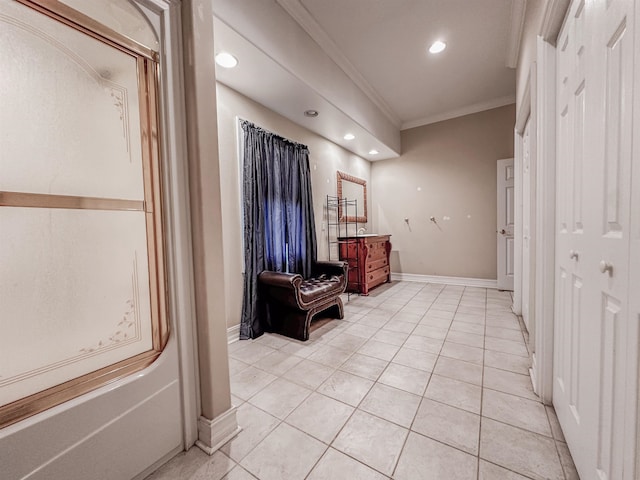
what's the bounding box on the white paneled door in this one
[497,158,515,291]
[554,2,592,472]
[591,0,636,478]
[554,0,638,479]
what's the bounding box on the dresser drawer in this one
[365,266,390,290]
[366,257,388,272]
[365,265,390,284]
[366,244,387,261]
[365,239,387,251]
[339,242,359,259]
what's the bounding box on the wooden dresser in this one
[338,235,392,295]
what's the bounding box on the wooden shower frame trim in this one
[0,0,168,428]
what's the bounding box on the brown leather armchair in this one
[258,261,348,341]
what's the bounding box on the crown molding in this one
[506,0,526,68]
[276,0,402,128]
[401,95,516,130]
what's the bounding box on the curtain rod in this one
[239,118,309,151]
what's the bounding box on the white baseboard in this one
[195,407,241,455]
[529,366,538,397]
[390,272,498,289]
[530,352,539,397]
[227,324,240,344]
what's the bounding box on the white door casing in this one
[497,158,515,291]
[521,118,536,334]
[532,34,557,405]
[630,0,640,474]
[513,68,538,319]
[513,131,523,315]
[553,0,638,479]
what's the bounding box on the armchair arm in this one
[258,271,303,289]
[258,270,304,309]
[312,261,348,278]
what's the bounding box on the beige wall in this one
[371,104,515,280]
[216,83,371,329]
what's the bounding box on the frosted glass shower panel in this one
[0,1,145,200]
[0,207,153,406]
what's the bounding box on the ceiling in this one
[213,0,522,159]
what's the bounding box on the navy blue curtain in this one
[240,121,317,339]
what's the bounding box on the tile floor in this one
[146,282,579,480]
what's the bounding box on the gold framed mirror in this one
[336,171,367,223]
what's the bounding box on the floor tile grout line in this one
[430,287,480,382]
[481,382,542,402]
[225,282,571,480]
[480,458,539,480]
[322,282,422,479]
[303,446,392,480]
[234,360,564,464]
[404,428,479,460]
[547,406,571,480]
[292,283,417,476]
[205,285,385,475]
[476,286,487,479]
[496,291,570,479]
[479,288,568,480]
[478,413,558,439]
[390,283,466,478]
[233,305,396,476]
[389,282,445,479]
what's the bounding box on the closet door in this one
[554,0,638,478]
[590,0,636,478]
[554,2,597,475]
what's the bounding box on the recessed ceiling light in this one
[369,149,379,155]
[344,133,355,140]
[429,40,446,54]
[304,110,319,117]
[215,52,238,68]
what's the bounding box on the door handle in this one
[569,250,579,260]
[599,260,613,275]
[499,229,506,235]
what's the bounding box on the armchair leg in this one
[264,297,345,342]
[322,297,344,321]
[266,303,310,341]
